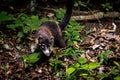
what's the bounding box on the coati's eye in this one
[39,44,46,49]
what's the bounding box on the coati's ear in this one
[35,38,38,44]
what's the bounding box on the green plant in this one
[49,56,65,72]
[114,76,120,80]
[97,50,111,64]
[6,13,41,31]
[74,1,87,7]
[112,61,120,80]
[0,11,14,22]
[0,11,48,38]
[22,53,40,67]
[101,3,112,11]
[55,9,65,20]
[64,20,84,46]
[66,57,100,79]
[97,73,108,79]
[62,47,84,60]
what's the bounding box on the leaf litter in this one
[0,21,120,79]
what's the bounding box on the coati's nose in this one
[43,49,50,56]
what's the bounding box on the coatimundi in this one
[31,0,73,56]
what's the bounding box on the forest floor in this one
[0,19,120,80]
[0,1,120,80]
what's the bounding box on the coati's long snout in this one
[31,0,73,56]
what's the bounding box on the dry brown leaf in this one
[90,39,94,45]
[47,13,54,18]
[93,27,97,32]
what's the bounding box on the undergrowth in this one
[0,7,120,80]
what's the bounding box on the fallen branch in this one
[40,7,120,21]
[71,12,120,21]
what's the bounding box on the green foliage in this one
[66,67,75,75]
[64,20,84,46]
[114,76,120,80]
[66,57,100,79]
[1,5,118,79]
[62,47,84,60]
[97,73,108,79]
[17,32,24,38]
[110,67,118,75]
[55,9,65,20]
[62,49,118,80]
[0,11,48,38]
[74,1,87,7]
[101,3,112,11]
[114,61,120,68]
[22,53,40,67]
[97,50,111,64]
[0,11,14,22]
[6,13,41,31]
[49,56,65,72]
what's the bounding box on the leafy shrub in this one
[0,11,14,22]
[55,9,65,20]
[49,57,65,72]
[101,3,112,11]
[64,20,84,46]
[22,53,40,67]
[65,57,100,80]
[62,47,84,60]
[97,50,111,64]
[0,11,48,38]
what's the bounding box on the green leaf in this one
[23,26,31,32]
[67,41,73,46]
[17,32,24,38]
[31,15,39,20]
[73,62,80,68]
[69,20,78,25]
[73,25,84,30]
[17,13,28,20]
[114,61,120,67]
[110,67,117,75]
[63,47,72,55]
[55,9,65,19]
[114,76,120,80]
[15,20,24,27]
[22,54,29,62]
[81,64,89,70]
[88,62,100,70]
[97,73,108,79]
[72,32,79,37]
[66,67,76,75]
[74,2,79,7]
[80,73,88,76]
[29,53,39,63]
[78,57,87,64]
[81,62,100,70]
[73,41,78,45]
[0,11,14,21]
[22,53,40,64]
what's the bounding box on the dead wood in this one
[40,7,120,21]
[71,12,120,21]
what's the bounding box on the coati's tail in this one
[58,0,73,30]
